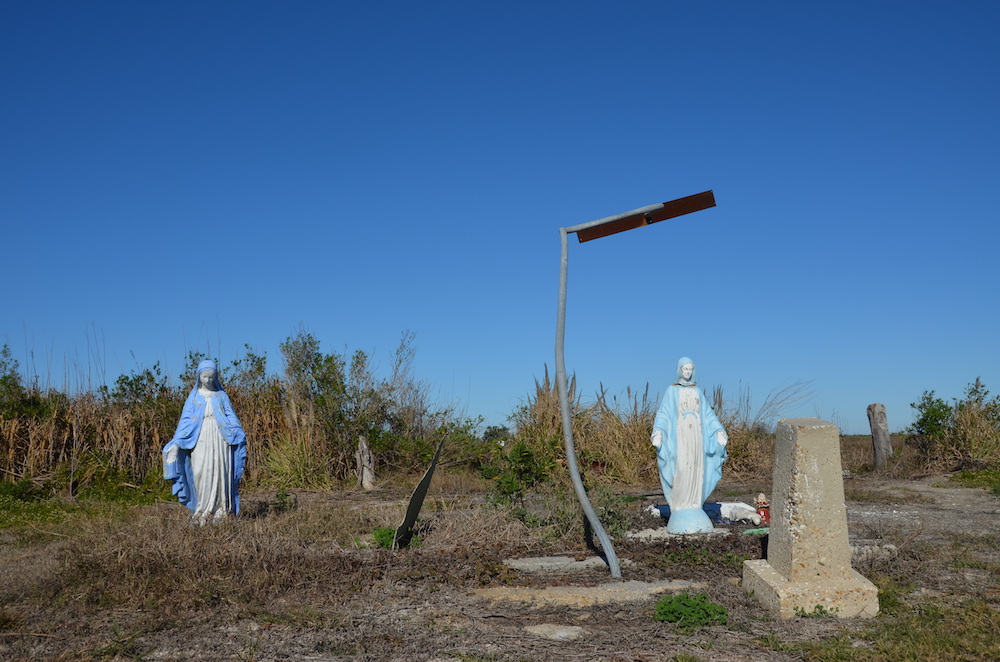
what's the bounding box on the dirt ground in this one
[2,474,999,661]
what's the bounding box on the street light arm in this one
[572,191,716,243]
[563,203,667,235]
[553,190,716,580]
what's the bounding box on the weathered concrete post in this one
[866,403,892,470]
[356,435,376,491]
[743,418,878,618]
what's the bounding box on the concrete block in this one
[743,418,879,618]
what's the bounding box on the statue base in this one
[666,506,715,534]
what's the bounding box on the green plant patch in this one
[373,526,396,549]
[874,577,907,616]
[800,598,1000,661]
[487,440,555,505]
[662,548,750,568]
[0,473,169,529]
[0,494,72,528]
[652,592,728,630]
[951,468,1000,496]
[906,380,1000,467]
[270,488,295,514]
[589,484,635,537]
[0,478,48,502]
[794,604,839,618]
[89,623,150,660]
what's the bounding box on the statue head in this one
[196,359,222,391]
[675,357,696,385]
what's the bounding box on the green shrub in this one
[907,380,1000,467]
[0,477,48,502]
[589,483,635,537]
[652,592,728,630]
[907,390,953,458]
[270,488,295,514]
[373,526,396,549]
[487,440,554,505]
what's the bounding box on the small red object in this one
[755,493,771,526]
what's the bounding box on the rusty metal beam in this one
[576,213,647,242]
[576,190,716,243]
[644,190,716,224]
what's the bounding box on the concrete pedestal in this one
[742,418,878,619]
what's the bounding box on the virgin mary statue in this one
[163,360,247,523]
[651,357,727,534]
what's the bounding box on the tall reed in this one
[509,369,813,486]
[0,334,468,490]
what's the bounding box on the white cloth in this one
[670,387,705,512]
[189,397,234,522]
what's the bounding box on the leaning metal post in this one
[555,227,621,578]
[555,192,716,581]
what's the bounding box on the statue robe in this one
[653,383,727,510]
[163,388,247,516]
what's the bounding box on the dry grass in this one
[719,380,814,433]
[841,434,930,477]
[4,466,1000,661]
[511,365,584,457]
[422,467,492,495]
[414,505,539,551]
[723,427,775,478]
[0,334,455,490]
[18,490,545,618]
[49,509,395,612]
[0,382,447,491]
[581,385,658,484]
[953,401,1000,464]
[507,368,827,486]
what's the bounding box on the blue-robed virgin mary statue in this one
[163,360,247,523]
[652,357,727,534]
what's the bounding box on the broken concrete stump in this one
[355,435,376,490]
[743,418,878,618]
[867,403,892,470]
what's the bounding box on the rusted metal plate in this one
[644,190,716,224]
[576,213,648,242]
[577,190,716,242]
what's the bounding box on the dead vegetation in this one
[2,470,999,661]
[3,349,1000,659]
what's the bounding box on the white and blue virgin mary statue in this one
[163,359,247,523]
[652,357,728,534]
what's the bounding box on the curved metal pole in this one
[555,227,621,579]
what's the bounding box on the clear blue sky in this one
[3,2,998,434]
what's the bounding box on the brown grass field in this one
[2,435,1000,661]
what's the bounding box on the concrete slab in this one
[626,527,728,541]
[524,624,587,640]
[474,579,703,608]
[503,555,633,572]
